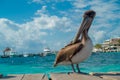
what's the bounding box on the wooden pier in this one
[0,72,120,80]
[0,74,48,80]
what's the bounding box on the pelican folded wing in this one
[55,41,83,64]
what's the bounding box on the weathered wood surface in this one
[89,72,120,76]
[101,75,120,80]
[22,74,48,80]
[0,74,48,80]
[0,74,23,80]
[0,72,120,80]
[90,72,120,80]
[50,73,104,80]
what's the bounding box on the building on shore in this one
[93,37,120,53]
[101,37,120,52]
[92,48,102,53]
[3,47,16,57]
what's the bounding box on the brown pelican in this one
[54,10,96,73]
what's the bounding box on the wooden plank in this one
[50,73,73,80]
[0,74,24,80]
[70,73,104,80]
[89,72,120,76]
[22,74,48,80]
[89,72,120,80]
[101,75,120,80]
[50,73,104,80]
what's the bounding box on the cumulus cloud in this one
[72,0,120,43]
[32,0,66,4]
[24,14,73,30]
[91,30,106,43]
[0,5,74,52]
[35,6,47,15]
[0,0,120,53]
[32,0,42,3]
[0,18,48,52]
[31,0,120,43]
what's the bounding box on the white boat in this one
[43,48,52,56]
[44,48,51,52]
[23,54,28,57]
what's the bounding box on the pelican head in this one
[73,10,96,43]
[83,10,96,31]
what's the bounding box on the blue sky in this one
[0,0,120,53]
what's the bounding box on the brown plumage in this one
[54,10,96,73]
[55,41,83,64]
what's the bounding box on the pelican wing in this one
[55,41,83,64]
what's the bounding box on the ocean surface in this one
[0,52,120,75]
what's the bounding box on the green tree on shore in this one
[118,39,120,44]
[94,44,102,49]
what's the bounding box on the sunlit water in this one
[0,52,120,75]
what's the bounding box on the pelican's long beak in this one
[73,10,96,43]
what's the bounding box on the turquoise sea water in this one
[0,52,120,75]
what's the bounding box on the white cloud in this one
[72,0,120,43]
[90,30,106,43]
[32,0,66,4]
[23,14,72,30]
[32,0,43,3]
[0,18,48,52]
[35,6,47,16]
[0,6,74,52]
[1,0,119,52]
[73,0,89,8]
[31,0,120,45]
